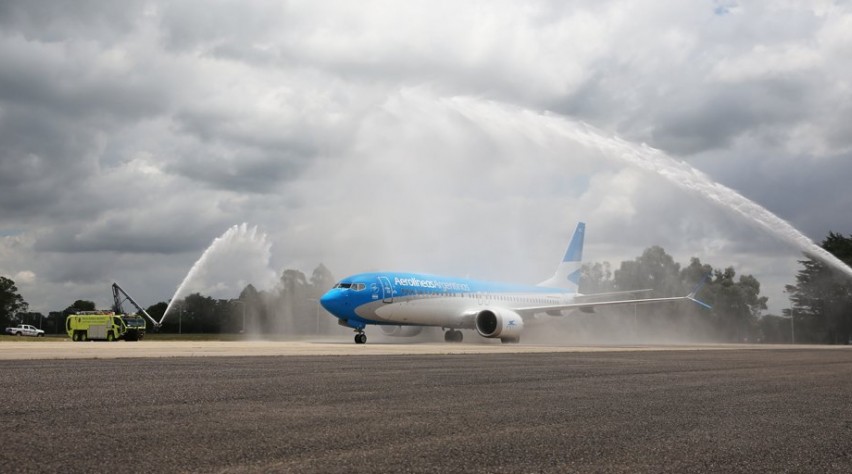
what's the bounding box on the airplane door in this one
[378,277,394,303]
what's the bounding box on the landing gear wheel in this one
[444,330,463,343]
[355,333,367,344]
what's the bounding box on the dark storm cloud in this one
[34,224,204,255]
[165,146,305,194]
[166,92,359,192]
[0,105,102,221]
[0,0,147,43]
[42,253,118,285]
[695,148,852,239]
[0,41,170,121]
[649,80,810,155]
[0,2,175,231]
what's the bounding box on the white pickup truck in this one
[4,324,45,337]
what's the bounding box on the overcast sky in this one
[1,0,850,315]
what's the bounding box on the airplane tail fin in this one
[538,222,585,291]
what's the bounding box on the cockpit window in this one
[333,282,367,290]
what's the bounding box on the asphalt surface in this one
[2,349,852,473]
[0,339,811,359]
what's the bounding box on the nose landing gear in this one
[354,332,367,344]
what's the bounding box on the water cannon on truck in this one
[112,282,160,338]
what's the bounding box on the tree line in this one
[580,246,767,342]
[2,233,850,342]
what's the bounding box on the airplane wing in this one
[515,280,712,318]
[571,288,652,303]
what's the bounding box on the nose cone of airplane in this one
[320,289,345,317]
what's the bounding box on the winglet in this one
[687,273,712,310]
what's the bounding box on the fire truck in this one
[65,283,159,341]
[66,311,127,341]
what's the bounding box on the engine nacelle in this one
[474,308,524,341]
[380,325,424,337]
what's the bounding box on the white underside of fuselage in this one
[354,293,572,329]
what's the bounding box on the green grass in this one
[0,334,66,342]
[139,333,245,341]
[0,333,246,342]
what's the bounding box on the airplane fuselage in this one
[319,223,707,344]
[320,271,573,331]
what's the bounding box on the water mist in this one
[162,223,277,323]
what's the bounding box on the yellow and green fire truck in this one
[65,311,146,342]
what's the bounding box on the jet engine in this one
[380,325,424,337]
[474,308,524,342]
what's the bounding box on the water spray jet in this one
[450,97,852,280]
[161,223,277,324]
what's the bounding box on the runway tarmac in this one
[2,344,851,472]
[0,339,843,360]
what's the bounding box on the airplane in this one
[319,222,710,344]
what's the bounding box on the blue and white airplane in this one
[320,223,709,344]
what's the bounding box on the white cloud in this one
[14,270,35,284]
[710,44,822,83]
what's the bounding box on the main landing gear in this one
[444,329,463,343]
[354,331,367,344]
